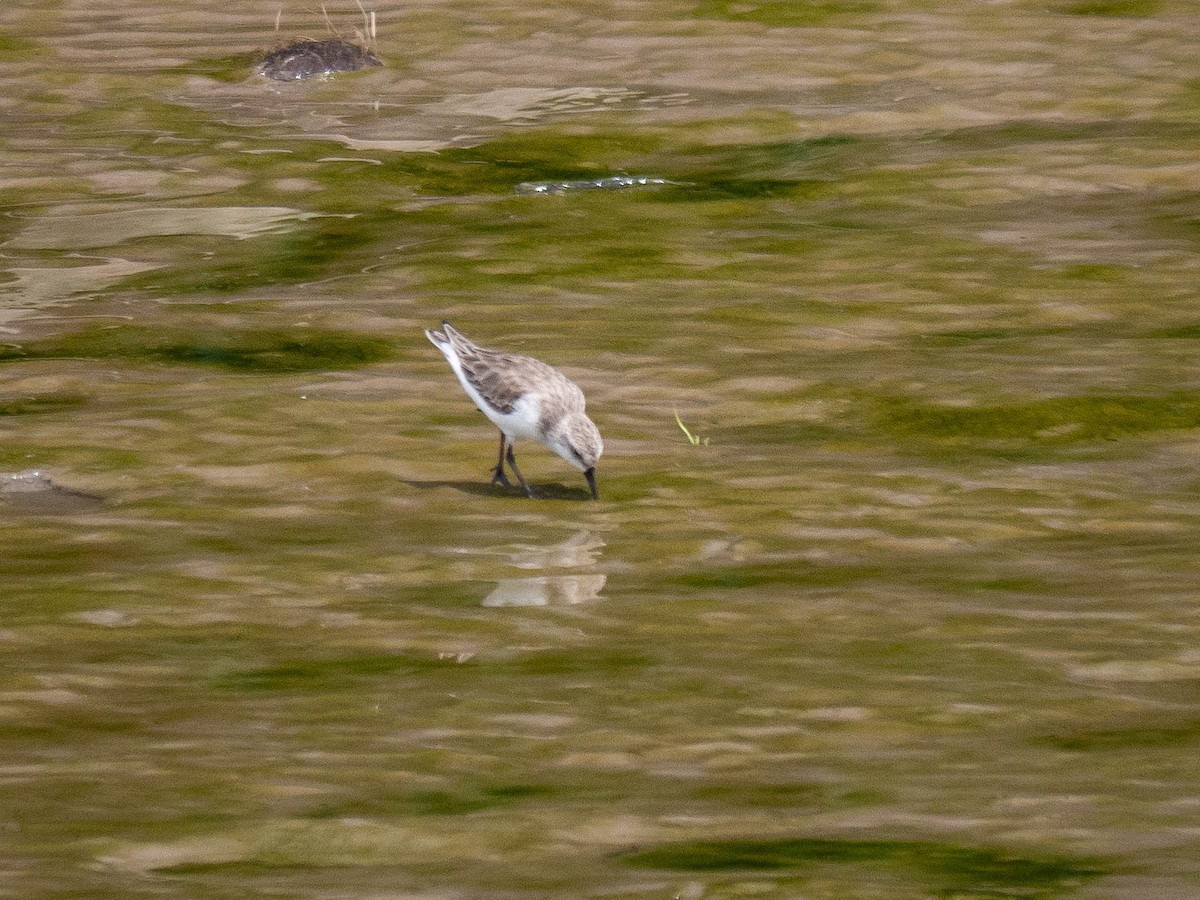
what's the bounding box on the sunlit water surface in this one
[3,0,1200,896]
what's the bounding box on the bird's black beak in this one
[584,467,599,501]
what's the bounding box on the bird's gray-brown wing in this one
[441,322,584,418]
[459,349,558,415]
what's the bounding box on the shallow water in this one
[3,0,1200,897]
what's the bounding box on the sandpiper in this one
[425,322,603,500]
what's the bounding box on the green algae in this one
[1061,0,1160,15]
[304,783,556,819]
[0,325,394,372]
[376,131,855,200]
[39,114,871,297]
[0,394,87,416]
[0,33,42,62]
[936,119,1200,149]
[708,420,844,446]
[121,213,391,295]
[1148,322,1200,339]
[215,648,653,693]
[1059,263,1130,282]
[690,781,826,808]
[674,560,882,590]
[87,127,852,295]
[214,652,461,692]
[1032,721,1200,752]
[919,327,1066,346]
[163,53,258,82]
[508,648,654,676]
[623,837,1110,896]
[877,394,1200,445]
[695,0,880,26]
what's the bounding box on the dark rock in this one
[257,38,382,81]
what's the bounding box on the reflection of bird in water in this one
[484,532,607,606]
[508,531,606,569]
[483,575,607,607]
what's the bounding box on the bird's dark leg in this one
[490,432,511,487]
[505,444,535,498]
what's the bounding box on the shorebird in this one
[425,322,603,500]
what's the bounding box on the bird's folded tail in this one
[426,321,481,358]
[425,322,452,351]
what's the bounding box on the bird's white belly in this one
[454,367,541,442]
[493,394,542,442]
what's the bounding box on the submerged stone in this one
[515,175,679,196]
[1,470,102,514]
[257,38,382,81]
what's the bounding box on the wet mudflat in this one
[3,0,1200,896]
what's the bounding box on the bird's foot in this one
[490,466,511,487]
